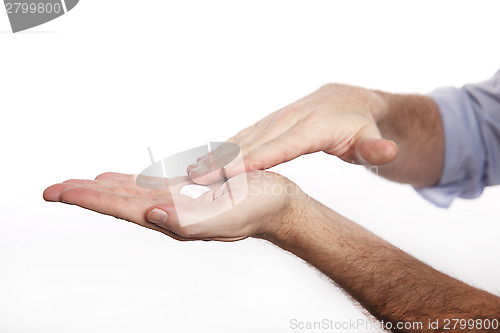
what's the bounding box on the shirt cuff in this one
[414,87,486,208]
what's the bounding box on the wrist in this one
[257,192,335,255]
[254,188,312,243]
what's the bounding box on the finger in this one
[188,143,244,185]
[186,126,264,176]
[43,183,82,202]
[236,107,302,154]
[62,179,158,198]
[45,174,179,202]
[187,111,283,182]
[223,125,311,178]
[95,172,136,184]
[354,125,398,165]
[63,178,135,189]
[135,173,170,191]
[356,138,398,165]
[190,125,308,184]
[45,180,111,202]
[63,179,99,185]
[227,109,281,145]
[189,109,302,185]
[60,186,153,224]
[59,185,194,241]
[45,179,115,202]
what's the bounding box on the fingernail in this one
[147,208,168,225]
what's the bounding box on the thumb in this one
[354,125,398,165]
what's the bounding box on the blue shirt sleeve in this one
[416,70,500,208]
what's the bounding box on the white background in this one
[1,1,500,332]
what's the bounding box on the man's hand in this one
[188,84,398,184]
[43,171,303,242]
[188,84,444,187]
[44,170,500,329]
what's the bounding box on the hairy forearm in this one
[372,91,444,187]
[264,199,500,332]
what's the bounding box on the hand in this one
[187,84,398,184]
[43,171,303,242]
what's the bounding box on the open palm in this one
[43,171,300,242]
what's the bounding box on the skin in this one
[43,170,500,332]
[271,197,500,332]
[187,84,443,187]
[44,84,498,331]
[43,171,295,242]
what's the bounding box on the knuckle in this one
[95,172,113,180]
[227,136,239,143]
[303,111,323,124]
[60,186,84,202]
[319,82,337,91]
[238,141,252,152]
[278,106,298,121]
[319,82,342,91]
[63,179,83,184]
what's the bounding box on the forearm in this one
[372,91,444,187]
[263,199,500,332]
